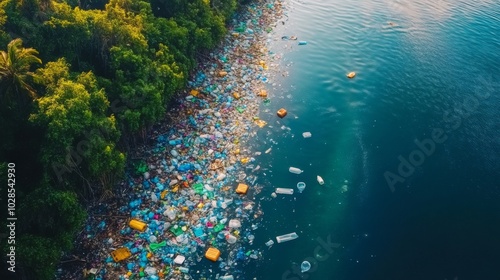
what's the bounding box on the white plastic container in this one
[302,132,312,138]
[228,219,241,228]
[173,255,185,265]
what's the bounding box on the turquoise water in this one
[231,0,499,279]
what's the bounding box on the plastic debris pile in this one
[62,1,289,280]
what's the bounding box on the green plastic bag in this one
[170,225,184,236]
[150,241,167,251]
[192,183,204,194]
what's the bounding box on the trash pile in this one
[61,1,294,279]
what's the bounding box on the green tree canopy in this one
[0,38,41,107]
[31,58,124,191]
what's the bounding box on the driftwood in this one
[60,256,87,264]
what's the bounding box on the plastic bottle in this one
[144,266,157,275]
[170,149,179,157]
[179,267,189,273]
[226,234,237,244]
[289,167,303,174]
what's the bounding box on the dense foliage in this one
[0,0,242,278]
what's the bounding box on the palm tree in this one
[0,38,42,106]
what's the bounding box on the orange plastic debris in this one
[258,90,268,97]
[347,72,356,78]
[236,183,249,194]
[219,71,228,77]
[129,219,147,232]
[190,89,199,96]
[277,108,287,118]
[233,92,241,99]
[111,248,132,262]
[205,247,221,262]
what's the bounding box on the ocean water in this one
[227,0,499,279]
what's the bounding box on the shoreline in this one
[58,1,285,279]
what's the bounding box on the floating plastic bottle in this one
[301,261,311,272]
[226,234,237,244]
[248,234,255,243]
[289,167,303,174]
[170,149,179,157]
[149,235,157,243]
[178,267,189,273]
[275,188,294,195]
[219,276,234,280]
[265,240,274,247]
[276,232,299,243]
[144,266,157,275]
[317,175,325,185]
[297,182,306,193]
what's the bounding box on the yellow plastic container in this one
[347,72,356,79]
[111,247,132,262]
[205,247,221,262]
[236,183,249,194]
[129,219,147,232]
[233,92,241,99]
[190,89,199,97]
[255,119,267,128]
